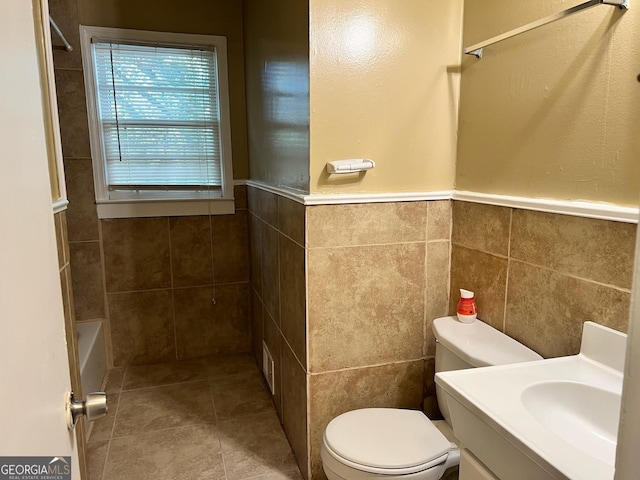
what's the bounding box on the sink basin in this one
[521,381,621,465]
[436,322,627,480]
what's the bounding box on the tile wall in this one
[449,201,636,358]
[50,0,251,367]
[248,187,453,480]
[247,187,308,477]
[306,200,451,479]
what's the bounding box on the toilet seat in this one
[322,408,452,476]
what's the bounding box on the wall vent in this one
[262,341,275,395]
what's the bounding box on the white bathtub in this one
[76,320,107,397]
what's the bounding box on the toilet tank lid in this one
[432,316,543,367]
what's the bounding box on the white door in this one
[0,0,80,478]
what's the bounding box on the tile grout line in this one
[503,208,514,333]
[208,367,230,480]
[422,203,429,359]
[99,371,126,480]
[167,217,179,361]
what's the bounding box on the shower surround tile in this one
[64,158,98,242]
[169,216,214,288]
[173,284,250,359]
[102,218,171,293]
[108,289,174,366]
[212,210,250,283]
[70,241,105,320]
[54,69,91,158]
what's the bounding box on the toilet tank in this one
[432,316,542,423]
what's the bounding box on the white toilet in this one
[321,316,543,480]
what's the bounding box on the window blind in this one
[93,42,222,193]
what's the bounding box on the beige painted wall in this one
[78,0,249,179]
[309,0,462,194]
[457,0,640,207]
[243,0,310,192]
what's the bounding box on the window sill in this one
[96,198,235,219]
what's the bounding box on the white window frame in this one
[79,25,235,218]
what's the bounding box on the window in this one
[80,26,234,218]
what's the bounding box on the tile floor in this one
[86,354,303,480]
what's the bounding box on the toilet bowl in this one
[321,316,542,480]
[321,409,458,480]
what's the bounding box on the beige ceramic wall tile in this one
[422,358,440,420]
[452,202,511,256]
[102,218,171,293]
[427,200,452,241]
[449,245,508,331]
[425,241,450,356]
[212,210,250,283]
[259,189,279,227]
[308,243,425,372]
[263,308,283,418]
[248,186,260,215]
[249,213,263,295]
[169,216,213,287]
[262,224,280,322]
[506,260,630,358]
[281,344,308,479]
[278,197,305,246]
[279,235,306,365]
[174,284,250,359]
[234,184,248,210]
[251,289,264,371]
[70,241,105,320]
[510,209,636,289]
[54,69,91,158]
[64,158,99,242]
[308,361,423,479]
[306,202,427,248]
[108,289,174,366]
